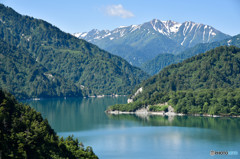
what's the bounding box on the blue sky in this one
[1,0,240,36]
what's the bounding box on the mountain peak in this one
[148,19,181,35]
[73,19,230,66]
[150,19,161,23]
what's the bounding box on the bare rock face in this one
[127,87,143,103]
[127,98,133,103]
[168,106,174,113]
[74,19,230,67]
[165,106,176,116]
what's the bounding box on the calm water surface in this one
[25,96,240,159]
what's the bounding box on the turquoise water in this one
[25,96,240,159]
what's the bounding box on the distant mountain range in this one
[0,4,149,99]
[142,34,240,75]
[74,19,231,66]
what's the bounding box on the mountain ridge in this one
[74,19,227,45]
[74,19,230,66]
[141,34,240,75]
[0,4,149,98]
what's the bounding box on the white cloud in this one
[105,4,134,18]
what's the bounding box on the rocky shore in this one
[106,106,184,116]
[106,105,240,118]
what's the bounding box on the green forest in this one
[1,2,240,159]
[0,40,82,99]
[108,46,240,116]
[108,88,240,115]
[141,34,240,75]
[0,4,149,99]
[0,90,98,158]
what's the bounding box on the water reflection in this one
[25,96,240,143]
[108,114,240,142]
[25,96,129,132]
[24,97,240,159]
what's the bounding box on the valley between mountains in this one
[1,3,240,116]
[1,2,240,159]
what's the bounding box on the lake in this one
[25,96,240,159]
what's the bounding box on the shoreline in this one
[22,94,127,101]
[85,94,127,98]
[105,108,240,118]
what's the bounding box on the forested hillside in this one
[142,34,240,75]
[0,90,98,158]
[108,46,240,115]
[0,4,149,98]
[0,40,81,99]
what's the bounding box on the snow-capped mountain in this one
[74,19,230,66]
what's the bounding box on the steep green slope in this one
[141,54,176,75]
[0,4,149,96]
[108,88,240,115]
[0,40,81,99]
[142,34,240,75]
[108,46,240,115]
[0,90,98,158]
[137,46,240,100]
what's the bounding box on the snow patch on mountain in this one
[130,25,140,32]
[74,32,87,38]
[73,19,230,49]
[103,32,111,38]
